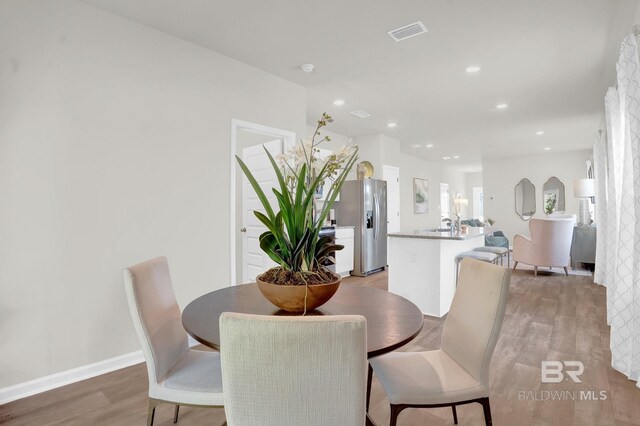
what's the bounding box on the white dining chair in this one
[219,312,367,426]
[124,256,225,426]
[369,258,511,426]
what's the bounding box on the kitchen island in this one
[387,227,488,317]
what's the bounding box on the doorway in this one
[230,120,295,285]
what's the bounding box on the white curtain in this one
[598,34,640,384]
[603,87,622,327]
[593,130,607,286]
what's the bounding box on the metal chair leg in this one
[147,399,158,426]
[366,363,373,412]
[173,405,180,423]
[480,397,493,426]
[534,266,538,276]
[513,261,518,271]
[389,404,405,426]
[452,404,458,424]
[564,266,569,276]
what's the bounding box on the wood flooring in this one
[2,269,640,425]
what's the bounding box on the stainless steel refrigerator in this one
[334,179,387,276]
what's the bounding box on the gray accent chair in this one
[461,219,509,248]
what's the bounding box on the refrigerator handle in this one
[374,193,379,240]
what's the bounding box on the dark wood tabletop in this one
[182,283,424,358]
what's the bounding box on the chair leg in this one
[147,399,158,426]
[389,404,405,426]
[513,261,518,271]
[534,266,538,276]
[564,266,569,276]
[366,363,373,412]
[173,405,180,423]
[480,397,493,426]
[452,404,458,424]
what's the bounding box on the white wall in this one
[305,125,353,150]
[465,172,483,219]
[0,0,306,388]
[482,150,592,240]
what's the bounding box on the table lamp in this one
[453,196,468,216]
[573,178,595,225]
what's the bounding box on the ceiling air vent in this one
[387,21,428,42]
[350,110,372,119]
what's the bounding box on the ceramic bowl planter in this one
[256,272,341,313]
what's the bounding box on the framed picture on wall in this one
[413,178,429,214]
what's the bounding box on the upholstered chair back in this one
[219,312,367,426]
[441,259,511,386]
[124,256,188,385]
[526,218,575,266]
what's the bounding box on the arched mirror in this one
[542,176,565,214]
[515,178,536,220]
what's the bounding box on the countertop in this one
[388,227,490,240]
[334,225,355,229]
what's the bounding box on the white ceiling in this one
[84,0,639,171]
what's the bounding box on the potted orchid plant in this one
[235,113,358,313]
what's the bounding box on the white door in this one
[242,139,282,283]
[383,165,400,233]
[440,183,450,221]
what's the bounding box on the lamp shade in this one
[573,178,595,198]
[453,198,468,207]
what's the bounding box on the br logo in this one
[541,361,584,383]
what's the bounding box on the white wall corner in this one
[0,350,144,405]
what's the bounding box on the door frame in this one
[230,119,296,286]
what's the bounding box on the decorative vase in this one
[256,272,342,313]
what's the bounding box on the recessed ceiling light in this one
[536,130,545,135]
[300,63,315,73]
[387,122,397,128]
[333,99,345,106]
[453,155,460,159]
[465,65,481,73]
[409,144,421,148]
[544,147,551,151]
[426,144,434,148]
[442,156,451,160]
[496,103,509,109]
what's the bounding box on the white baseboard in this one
[1,337,202,405]
[0,350,144,405]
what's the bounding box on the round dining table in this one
[182,283,424,358]
[182,283,423,426]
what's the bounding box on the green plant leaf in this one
[236,155,275,221]
[259,232,289,268]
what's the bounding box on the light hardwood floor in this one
[2,269,640,425]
